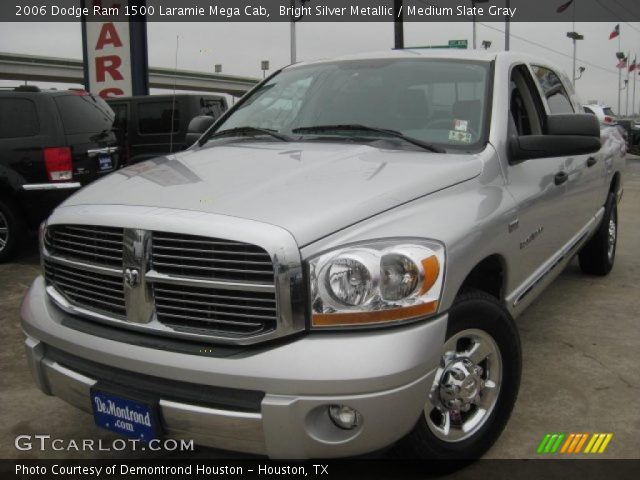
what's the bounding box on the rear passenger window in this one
[0,98,39,138]
[54,94,115,134]
[531,65,575,114]
[199,98,225,117]
[137,101,180,134]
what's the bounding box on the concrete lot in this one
[1,159,638,460]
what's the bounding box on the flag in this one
[617,57,627,69]
[556,0,574,13]
[610,24,620,40]
[630,57,637,72]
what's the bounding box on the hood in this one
[61,141,483,245]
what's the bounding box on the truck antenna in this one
[169,35,179,154]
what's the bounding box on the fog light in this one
[328,404,361,430]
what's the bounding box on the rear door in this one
[0,95,48,185]
[504,64,569,287]
[530,65,605,234]
[53,92,120,185]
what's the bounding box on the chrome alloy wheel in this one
[0,211,8,254]
[607,215,617,262]
[424,328,503,443]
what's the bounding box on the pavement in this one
[1,157,639,460]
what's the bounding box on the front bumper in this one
[21,276,447,459]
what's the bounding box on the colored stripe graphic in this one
[538,433,613,454]
[537,434,552,454]
[574,433,589,453]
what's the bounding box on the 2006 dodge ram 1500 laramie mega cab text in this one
[21,50,626,459]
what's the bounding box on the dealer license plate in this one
[90,388,159,441]
[98,154,113,171]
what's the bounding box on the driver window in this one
[510,66,544,137]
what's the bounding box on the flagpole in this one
[572,0,577,86]
[626,51,631,116]
[633,61,637,116]
[618,33,621,116]
[626,52,630,116]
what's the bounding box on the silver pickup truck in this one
[21,50,625,459]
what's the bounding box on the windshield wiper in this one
[292,124,445,153]
[199,126,292,146]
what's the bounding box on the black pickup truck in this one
[0,86,120,261]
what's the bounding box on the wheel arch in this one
[609,171,621,196]
[456,254,507,302]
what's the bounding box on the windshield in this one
[214,58,492,150]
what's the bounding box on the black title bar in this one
[3,0,640,22]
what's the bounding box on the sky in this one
[2,20,640,114]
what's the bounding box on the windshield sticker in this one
[454,120,469,132]
[449,130,473,144]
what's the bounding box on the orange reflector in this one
[312,300,438,327]
[419,255,440,295]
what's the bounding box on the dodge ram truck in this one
[21,50,626,459]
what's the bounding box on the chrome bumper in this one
[22,183,81,191]
[22,276,448,459]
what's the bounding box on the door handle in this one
[554,171,569,186]
[587,156,598,168]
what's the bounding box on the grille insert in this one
[45,225,124,267]
[151,232,274,283]
[154,283,277,336]
[44,260,126,318]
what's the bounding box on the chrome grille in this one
[151,232,274,283]
[44,225,124,267]
[44,260,126,318]
[154,283,277,336]
[42,221,293,344]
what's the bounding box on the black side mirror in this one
[510,114,601,163]
[546,114,600,137]
[185,115,216,147]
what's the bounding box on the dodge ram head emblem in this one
[123,268,140,288]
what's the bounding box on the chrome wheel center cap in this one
[439,356,484,412]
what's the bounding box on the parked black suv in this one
[0,86,119,262]
[107,94,227,165]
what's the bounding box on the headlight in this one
[308,239,445,328]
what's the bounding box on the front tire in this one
[397,290,521,459]
[578,192,617,276]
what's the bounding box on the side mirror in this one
[185,115,216,147]
[510,114,601,163]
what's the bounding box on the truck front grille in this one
[43,224,282,344]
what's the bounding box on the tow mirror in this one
[510,114,601,163]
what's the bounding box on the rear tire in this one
[396,289,521,459]
[578,193,617,276]
[0,197,24,263]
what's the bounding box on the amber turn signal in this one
[312,300,438,327]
